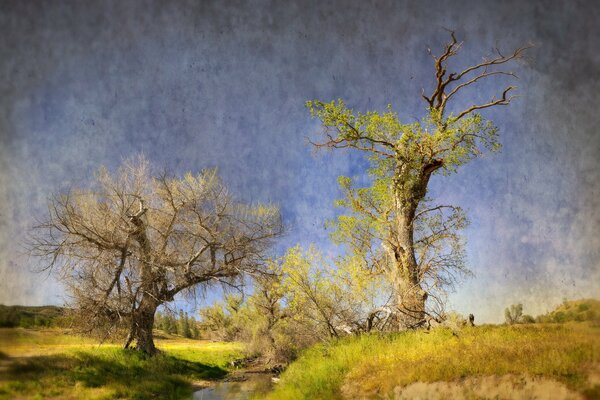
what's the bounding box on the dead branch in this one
[423,31,529,120]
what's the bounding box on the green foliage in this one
[306,99,483,316]
[536,299,600,324]
[306,99,501,181]
[521,314,536,324]
[155,311,199,339]
[197,245,396,364]
[197,294,246,341]
[178,310,191,338]
[0,305,67,328]
[0,328,243,400]
[266,323,599,399]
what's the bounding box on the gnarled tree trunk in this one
[133,303,158,354]
[393,208,427,328]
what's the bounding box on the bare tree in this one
[29,157,282,354]
[307,32,529,328]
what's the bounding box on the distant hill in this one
[536,299,600,323]
[0,304,67,328]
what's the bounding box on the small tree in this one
[198,294,244,341]
[307,32,528,328]
[279,245,394,338]
[505,303,524,324]
[29,157,282,354]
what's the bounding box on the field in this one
[0,328,243,400]
[266,322,600,399]
[2,319,599,399]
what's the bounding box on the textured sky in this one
[1,0,598,322]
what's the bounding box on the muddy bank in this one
[343,374,588,399]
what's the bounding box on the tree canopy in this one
[307,32,527,327]
[30,157,282,353]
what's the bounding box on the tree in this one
[505,303,524,324]
[198,293,244,341]
[29,157,282,354]
[279,245,393,337]
[178,310,191,338]
[189,315,200,339]
[307,32,528,328]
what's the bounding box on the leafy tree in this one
[162,313,177,334]
[307,32,527,328]
[241,261,293,362]
[189,315,200,339]
[178,310,192,338]
[29,157,282,354]
[505,303,524,324]
[195,247,388,362]
[279,245,393,337]
[198,294,245,341]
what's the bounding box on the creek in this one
[192,373,274,400]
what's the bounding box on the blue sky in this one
[1,0,598,322]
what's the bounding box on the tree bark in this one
[397,278,427,328]
[393,206,427,328]
[130,302,158,354]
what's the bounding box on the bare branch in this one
[423,31,528,119]
[454,85,515,120]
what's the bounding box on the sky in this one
[0,0,598,323]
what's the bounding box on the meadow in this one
[0,328,243,400]
[1,301,599,399]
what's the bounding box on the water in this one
[193,373,274,400]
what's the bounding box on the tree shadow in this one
[0,350,227,399]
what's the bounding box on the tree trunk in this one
[127,302,158,355]
[397,279,427,328]
[393,207,427,329]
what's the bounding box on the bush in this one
[535,299,600,324]
[521,314,535,324]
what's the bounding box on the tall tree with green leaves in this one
[307,32,528,328]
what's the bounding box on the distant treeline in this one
[154,310,200,339]
[0,305,68,328]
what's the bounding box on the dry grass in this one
[266,323,600,399]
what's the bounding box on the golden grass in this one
[267,323,600,399]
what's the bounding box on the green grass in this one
[0,328,243,399]
[266,323,600,399]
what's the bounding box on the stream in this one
[192,373,274,400]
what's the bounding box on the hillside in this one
[0,304,66,328]
[266,323,600,399]
[536,299,600,324]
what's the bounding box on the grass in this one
[266,322,600,399]
[3,319,599,399]
[0,328,243,400]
